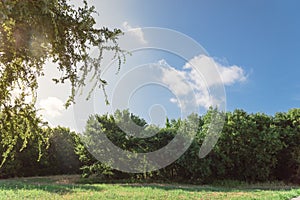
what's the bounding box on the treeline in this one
[0,109,299,184]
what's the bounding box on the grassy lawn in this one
[0,175,299,200]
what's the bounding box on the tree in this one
[0,126,81,177]
[42,126,81,175]
[0,0,124,165]
[274,109,300,183]
[0,127,51,178]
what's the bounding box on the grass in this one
[0,175,299,200]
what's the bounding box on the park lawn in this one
[0,175,299,200]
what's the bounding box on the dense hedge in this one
[1,109,299,184]
[77,109,300,183]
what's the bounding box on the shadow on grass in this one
[75,177,300,193]
[0,178,102,195]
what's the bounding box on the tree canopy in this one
[0,0,124,165]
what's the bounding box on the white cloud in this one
[183,55,247,86]
[219,65,247,85]
[169,98,178,104]
[160,64,190,96]
[122,21,148,44]
[156,55,247,110]
[39,97,64,118]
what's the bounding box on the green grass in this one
[0,175,299,200]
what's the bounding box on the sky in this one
[37,0,300,131]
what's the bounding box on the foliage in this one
[273,109,300,183]
[0,0,124,165]
[1,108,299,183]
[0,125,50,177]
[40,127,81,175]
[0,127,80,178]
[77,108,300,184]
[0,104,49,166]
[211,110,283,182]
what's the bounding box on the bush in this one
[77,109,299,184]
[0,127,80,178]
[273,109,300,183]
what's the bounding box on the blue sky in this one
[122,0,300,114]
[37,0,300,130]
